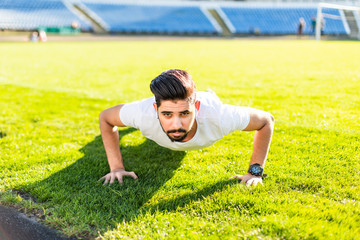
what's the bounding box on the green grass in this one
[0,39,359,239]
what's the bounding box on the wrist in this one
[248,163,264,177]
[111,167,125,172]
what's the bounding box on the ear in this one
[153,102,157,112]
[195,100,200,111]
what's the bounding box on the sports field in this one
[0,39,359,239]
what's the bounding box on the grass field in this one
[0,39,359,239]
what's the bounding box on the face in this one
[154,99,198,142]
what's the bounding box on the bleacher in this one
[0,0,92,31]
[0,0,350,36]
[81,2,219,34]
[221,6,347,35]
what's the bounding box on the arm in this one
[98,104,138,185]
[233,108,275,186]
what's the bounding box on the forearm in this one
[249,116,274,167]
[234,110,274,185]
[99,117,125,171]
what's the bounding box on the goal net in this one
[316,2,360,40]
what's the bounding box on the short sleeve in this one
[220,105,250,135]
[119,97,155,129]
[119,101,142,129]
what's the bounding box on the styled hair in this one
[150,69,196,106]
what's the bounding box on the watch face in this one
[252,166,261,174]
[249,164,263,176]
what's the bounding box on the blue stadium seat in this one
[0,0,91,31]
[82,2,218,34]
[0,0,347,36]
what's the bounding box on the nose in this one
[172,116,182,129]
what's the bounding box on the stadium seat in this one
[0,0,347,36]
[0,0,92,31]
[81,2,218,34]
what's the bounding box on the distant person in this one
[99,69,275,186]
[29,31,39,42]
[311,16,316,34]
[320,17,326,35]
[39,30,47,42]
[297,17,306,37]
[71,20,80,32]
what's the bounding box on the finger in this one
[231,175,243,180]
[253,178,263,186]
[103,176,110,185]
[116,175,123,185]
[98,176,105,181]
[123,171,138,180]
[129,172,138,179]
[248,178,263,187]
[246,178,254,187]
[252,179,259,186]
[240,176,249,184]
[109,175,116,185]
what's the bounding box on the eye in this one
[180,112,190,117]
[163,113,172,118]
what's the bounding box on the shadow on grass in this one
[25,128,234,238]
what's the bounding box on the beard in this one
[166,129,189,142]
[158,120,190,142]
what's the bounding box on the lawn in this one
[0,39,359,239]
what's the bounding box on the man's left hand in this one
[232,174,263,186]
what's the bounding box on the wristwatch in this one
[248,163,264,177]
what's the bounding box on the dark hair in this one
[150,69,196,107]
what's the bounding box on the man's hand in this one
[99,169,138,185]
[232,174,263,186]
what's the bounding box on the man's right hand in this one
[99,169,138,185]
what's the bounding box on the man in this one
[99,69,274,186]
[311,16,316,34]
[297,17,306,37]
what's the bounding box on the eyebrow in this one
[180,110,190,114]
[160,111,173,114]
[160,110,190,114]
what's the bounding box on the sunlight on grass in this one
[0,40,359,239]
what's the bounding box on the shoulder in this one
[197,90,222,106]
[120,96,156,128]
[197,91,250,134]
[122,96,155,113]
[196,90,223,118]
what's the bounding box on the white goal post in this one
[316,2,360,40]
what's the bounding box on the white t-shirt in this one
[119,91,250,151]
